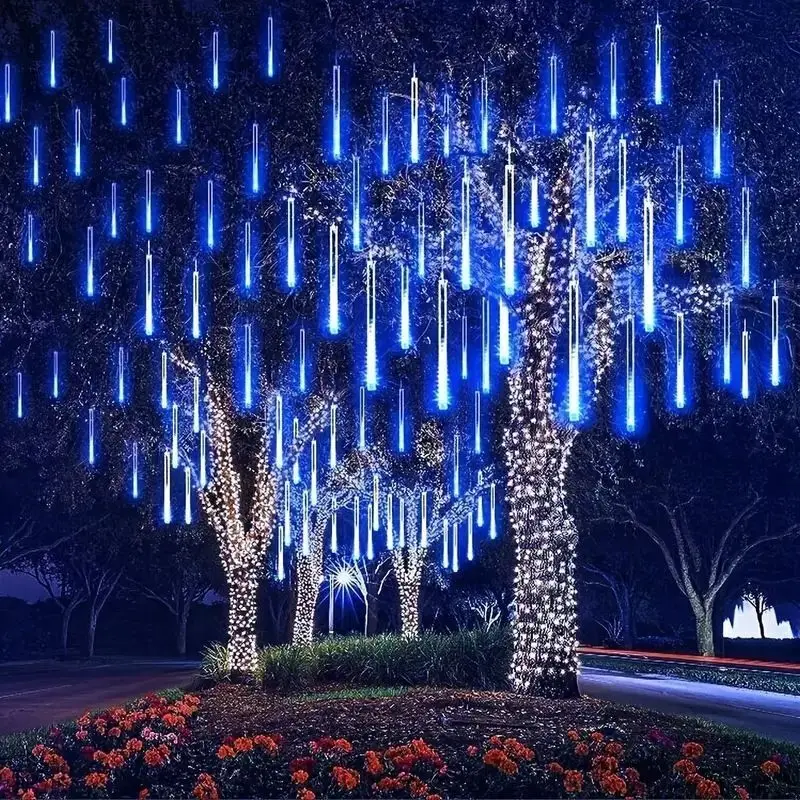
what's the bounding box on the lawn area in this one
[1,684,799,798]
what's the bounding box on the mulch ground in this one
[192,684,786,766]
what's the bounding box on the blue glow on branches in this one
[243,322,253,408]
[654,15,663,105]
[107,19,114,64]
[163,450,171,524]
[460,159,471,289]
[609,39,618,119]
[568,277,581,422]
[111,182,118,238]
[145,169,153,233]
[352,155,361,250]
[286,196,297,288]
[192,259,201,339]
[410,66,420,163]
[171,403,179,468]
[617,136,627,242]
[503,149,515,294]
[712,78,722,179]
[771,283,780,387]
[32,126,40,186]
[212,31,220,90]
[52,351,59,399]
[400,263,411,350]
[251,122,260,193]
[643,193,655,332]
[86,226,94,296]
[381,93,389,175]
[437,269,449,410]
[675,312,686,409]
[161,350,168,409]
[206,179,214,249]
[332,62,341,160]
[120,77,127,126]
[741,183,751,288]
[73,108,82,176]
[585,127,596,248]
[479,67,489,153]
[328,223,340,334]
[675,144,685,244]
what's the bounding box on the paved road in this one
[0,660,198,735]
[579,666,800,744]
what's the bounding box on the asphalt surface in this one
[579,666,800,744]
[0,660,198,735]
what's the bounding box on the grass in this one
[581,653,800,697]
[289,686,409,703]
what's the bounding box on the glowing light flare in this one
[443,92,451,157]
[266,14,275,78]
[73,108,82,176]
[120,77,127,126]
[400,263,411,350]
[654,15,663,105]
[111,182,118,238]
[442,520,449,569]
[212,30,220,90]
[160,351,168,410]
[32,126,40,186]
[251,122,260,194]
[4,63,10,123]
[381,93,389,175]
[453,432,460,498]
[499,297,510,366]
[461,314,468,380]
[386,494,394,550]
[52,351,59,399]
[277,525,285,580]
[618,136,627,242]
[467,513,474,561]
[372,475,380,532]
[244,221,252,289]
[474,391,481,454]
[192,259,201,339]
[132,442,139,499]
[420,492,428,548]
[549,54,558,134]
[16,372,22,419]
[184,467,192,525]
[107,19,114,63]
[88,407,96,465]
[712,78,722,179]
[292,417,300,483]
[26,213,34,264]
[206,179,214,249]
[145,169,153,234]
[609,39,618,119]
[175,88,183,144]
[352,495,360,559]
[489,482,497,539]
[626,313,636,432]
[299,328,307,391]
[49,31,56,88]
[568,277,581,422]
[301,490,310,555]
[283,480,291,544]
[199,430,207,488]
[275,392,283,468]
[452,522,460,572]
[330,498,338,552]
[530,175,540,228]
[398,387,405,452]
[398,498,406,549]
[481,297,490,393]
[117,346,125,403]
[329,403,338,468]
[310,440,318,506]
[480,67,489,153]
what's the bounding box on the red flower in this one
[682,742,705,760]
[564,770,584,793]
[216,744,236,760]
[761,760,780,777]
[139,790,150,800]
[253,734,278,754]
[674,759,698,778]
[19,791,36,800]
[604,741,623,757]
[84,772,109,790]
[600,773,627,796]
[695,778,721,799]
[375,777,403,792]
[192,773,219,800]
[291,771,309,785]
[590,731,605,743]
[298,791,315,800]
[502,737,534,761]
[735,787,750,800]
[331,766,359,791]
[364,751,384,775]
[575,742,589,756]
[0,766,15,787]
[233,737,254,753]
[624,768,640,783]
[108,727,122,738]
[567,730,580,742]
[483,748,518,775]
[466,745,479,757]
[143,747,166,767]
[547,762,564,774]
[126,738,144,754]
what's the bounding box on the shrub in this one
[201,628,514,691]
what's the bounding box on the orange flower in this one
[590,731,604,743]
[575,742,589,756]
[93,751,109,766]
[253,734,278,753]
[503,737,534,761]
[375,777,403,792]
[735,787,749,800]
[483,748,518,775]
[331,765,359,791]
[126,738,144,754]
[547,762,564,774]
[674,759,698,778]
[291,771,309,785]
[567,729,580,742]
[408,777,429,797]
[564,770,584,793]
[682,742,705,760]
[0,766,15,785]
[84,772,109,789]
[143,747,166,767]
[192,773,219,800]
[761,760,780,777]
[233,737,254,753]
[426,796,443,800]
[364,751,384,775]
[333,738,353,754]
[695,778,721,799]
[600,773,627,796]
[216,744,236,760]
[31,744,48,759]
[20,790,36,800]
[298,791,315,800]
[106,750,126,769]
[466,745,479,757]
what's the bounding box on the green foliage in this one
[201,628,513,691]
[290,686,408,702]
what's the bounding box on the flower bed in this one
[0,690,797,798]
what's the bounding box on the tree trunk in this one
[227,566,259,674]
[61,599,82,658]
[177,604,190,657]
[618,589,634,649]
[694,602,716,656]
[755,603,766,638]
[392,548,423,640]
[291,556,321,645]
[87,611,98,659]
